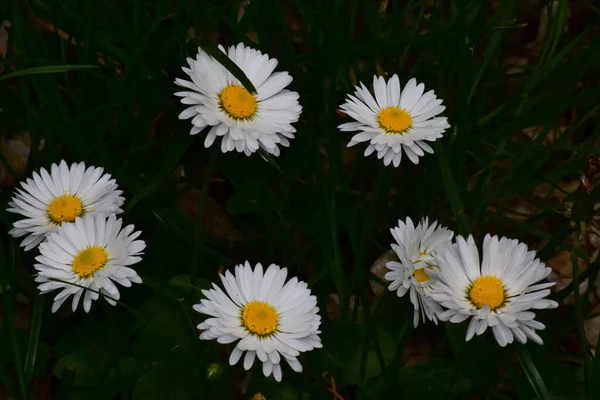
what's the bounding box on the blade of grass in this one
[23,294,45,382]
[571,244,592,384]
[191,145,219,286]
[587,327,600,400]
[0,242,28,400]
[0,65,98,82]
[191,38,257,94]
[124,135,194,212]
[516,346,552,400]
[435,141,471,236]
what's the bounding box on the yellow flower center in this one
[413,268,431,283]
[72,247,108,279]
[468,276,505,310]
[241,300,279,336]
[219,84,257,119]
[47,194,83,223]
[378,106,412,134]
[251,394,266,400]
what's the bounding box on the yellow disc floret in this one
[48,194,83,223]
[241,300,279,336]
[378,106,412,134]
[413,268,431,283]
[468,275,505,310]
[72,247,108,279]
[219,84,257,119]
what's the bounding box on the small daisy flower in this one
[429,234,559,347]
[34,214,145,313]
[385,217,454,327]
[193,262,322,382]
[7,160,124,251]
[175,42,302,157]
[338,75,450,167]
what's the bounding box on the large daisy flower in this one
[429,235,559,347]
[193,262,322,382]
[384,217,454,327]
[175,42,302,157]
[338,75,450,167]
[7,160,124,251]
[34,214,145,313]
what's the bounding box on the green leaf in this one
[168,274,211,296]
[349,326,396,382]
[132,368,168,400]
[226,182,283,215]
[24,295,45,381]
[516,347,553,400]
[0,65,99,81]
[54,349,110,387]
[587,329,600,399]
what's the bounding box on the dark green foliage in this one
[1,0,600,399]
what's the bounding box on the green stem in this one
[191,146,219,286]
[571,241,592,384]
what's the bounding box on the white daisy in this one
[338,75,450,167]
[7,160,125,251]
[34,214,145,313]
[384,217,454,327]
[175,42,302,157]
[429,234,559,347]
[193,262,322,382]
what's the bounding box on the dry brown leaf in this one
[403,336,433,367]
[0,132,32,189]
[176,187,242,242]
[584,306,600,350]
[546,250,590,304]
[326,294,363,322]
[527,1,570,56]
[368,250,396,297]
[522,125,567,146]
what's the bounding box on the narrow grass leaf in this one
[191,39,257,94]
[0,65,98,82]
[516,347,552,400]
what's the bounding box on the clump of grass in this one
[1,1,600,399]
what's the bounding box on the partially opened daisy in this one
[34,214,145,313]
[338,75,450,167]
[429,235,559,347]
[385,217,454,327]
[7,160,124,251]
[175,42,302,157]
[193,262,322,382]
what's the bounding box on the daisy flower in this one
[175,42,302,157]
[338,75,450,167]
[7,160,125,251]
[429,234,559,347]
[34,214,145,313]
[384,217,454,327]
[193,262,322,382]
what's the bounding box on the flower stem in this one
[191,145,219,286]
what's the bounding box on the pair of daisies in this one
[175,42,449,167]
[7,160,145,313]
[384,217,559,347]
[7,162,321,382]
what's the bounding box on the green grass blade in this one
[191,145,219,286]
[191,39,257,94]
[0,65,98,82]
[124,135,194,212]
[587,328,600,400]
[435,141,471,236]
[516,347,552,400]
[24,294,45,382]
